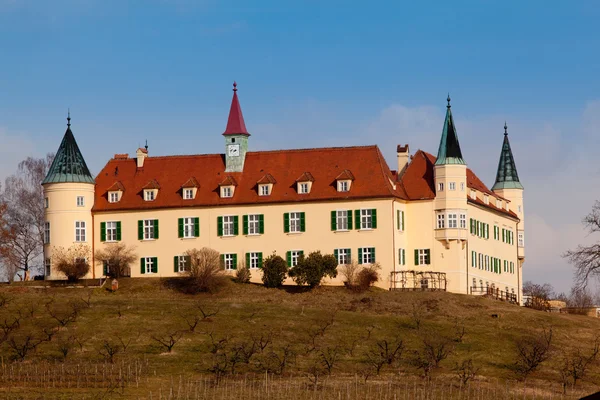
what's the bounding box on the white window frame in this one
[224,253,236,270]
[449,182,456,191]
[76,196,85,207]
[485,255,490,271]
[249,252,260,269]
[44,222,50,244]
[259,184,270,196]
[298,182,309,194]
[448,213,457,228]
[183,188,194,200]
[336,248,350,265]
[106,221,117,242]
[178,255,189,273]
[417,249,428,266]
[223,215,235,237]
[460,182,465,191]
[459,214,466,229]
[518,232,524,247]
[496,199,502,208]
[289,212,302,233]
[75,221,86,242]
[44,197,49,209]
[337,180,349,192]
[109,192,120,203]
[438,182,444,192]
[144,257,155,274]
[290,250,302,267]
[437,214,445,229]
[221,186,233,198]
[45,258,51,276]
[336,210,348,231]
[398,248,406,265]
[479,254,483,269]
[183,217,195,238]
[248,214,260,235]
[361,247,375,264]
[483,194,489,205]
[470,190,476,199]
[360,209,373,230]
[518,205,522,213]
[143,219,156,240]
[144,190,156,201]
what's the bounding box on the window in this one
[459,214,466,229]
[518,205,522,213]
[479,254,483,269]
[471,251,476,267]
[338,181,349,192]
[109,192,120,203]
[472,278,476,288]
[223,215,236,236]
[448,213,457,228]
[259,185,270,196]
[483,195,489,205]
[223,253,237,270]
[299,182,309,194]
[449,182,456,191]
[460,182,465,191]
[144,190,155,201]
[247,252,262,269]
[336,210,349,231]
[438,182,444,192]
[75,221,86,242]
[397,210,405,231]
[360,209,375,230]
[183,188,194,200]
[496,199,502,208]
[359,247,375,264]
[45,258,51,276]
[284,212,305,233]
[176,255,190,273]
[142,219,158,240]
[518,232,524,247]
[398,248,406,265]
[420,279,429,289]
[437,214,445,229]
[288,250,303,267]
[485,255,490,271]
[44,222,50,244]
[77,196,85,207]
[335,248,351,265]
[183,217,196,238]
[221,186,233,198]
[44,198,49,208]
[141,257,157,274]
[106,221,117,241]
[470,190,476,199]
[415,249,430,265]
[247,214,260,235]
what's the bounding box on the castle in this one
[42,84,525,302]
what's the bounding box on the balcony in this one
[518,246,525,259]
[435,228,468,245]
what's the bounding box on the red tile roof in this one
[336,169,355,181]
[181,177,200,188]
[257,174,277,184]
[92,146,403,212]
[107,181,125,192]
[219,176,238,187]
[296,172,315,183]
[142,179,160,190]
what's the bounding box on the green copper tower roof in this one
[42,113,94,185]
[435,95,466,166]
[492,123,523,190]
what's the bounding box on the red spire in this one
[223,81,250,136]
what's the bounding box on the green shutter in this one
[259,214,264,234]
[348,210,353,230]
[116,221,122,241]
[371,209,377,229]
[401,249,405,265]
[334,249,339,264]
[348,249,352,264]
[396,210,400,230]
[283,213,290,233]
[103,261,108,276]
[358,248,363,265]
[220,254,225,269]
[152,257,158,273]
[502,229,505,242]
[217,216,223,236]
[232,254,237,270]
[100,222,106,242]
[138,220,143,240]
[486,224,490,239]
[243,215,249,235]
[194,217,200,237]
[178,218,184,238]
[425,249,431,265]
[174,256,178,273]
[470,219,473,234]
[258,253,263,269]
[331,211,337,231]
[246,253,250,268]
[154,220,159,239]
[401,211,405,231]
[300,212,306,232]
[414,249,419,265]
[286,251,292,267]
[233,216,239,235]
[371,247,376,262]
[355,210,360,230]
[140,258,145,274]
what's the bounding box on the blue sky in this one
[1,0,599,292]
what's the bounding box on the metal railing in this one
[470,286,518,304]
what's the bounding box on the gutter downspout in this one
[391,199,396,290]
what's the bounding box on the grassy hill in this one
[0,277,599,399]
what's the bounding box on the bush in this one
[340,260,360,287]
[288,251,337,288]
[185,247,227,293]
[262,254,288,288]
[235,261,251,284]
[356,262,381,291]
[94,242,138,278]
[53,244,91,282]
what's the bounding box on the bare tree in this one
[514,326,553,379]
[567,286,595,310]
[1,154,54,279]
[564,201,600,288]
[558,338,600,394]
[94,242,138,278]
[185,247,227,293]
[340,259,359,287]
[523,281,554,311]
[52,244,91,282]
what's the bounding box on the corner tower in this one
[223,82,250,173]
[42,113,95,279]
[492,123,524,260]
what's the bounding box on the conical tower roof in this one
[223,82,250,136]
[492,123,523,190]
[42,114,94,185]
[435,95,465,165]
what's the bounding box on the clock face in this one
[228,144,240,157]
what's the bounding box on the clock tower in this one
[223,82,250,173]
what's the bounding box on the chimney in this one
[397,144,410,174]
[136,147,148,168]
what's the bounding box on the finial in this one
[145,139,148,151]
[233,81,237,92]
[504,121,508,135]
[67,109,71,128]
[446,93,451,109]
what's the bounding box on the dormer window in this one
[221,186,233,198]
[256,174,275,197]
[109,192,120,203]
[483,194,489,205]
[180,177,199,201]
[470,190,476,199]
[107,181,125,204]
[259,184,271,196]
[335,170,354,193]
[144,190,156,201]
[496,199,502,208]
[338,181,349,192]
[295,172,314,195]
[299,182,309,194]
[219,176,238,199]
[183,188,194,200]
[142,179,160,202]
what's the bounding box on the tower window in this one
[44,198,49,208]
[44,222,50,244]
[449,182,456,191]
[75,221,86,242]
[77,196,85,207]
[438,183,444,192]
[231,138,236,143]
[460,182,465,191]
